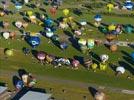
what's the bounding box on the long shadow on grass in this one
[88,87,98,98]
[121,50,134,65]
[64,30,81,52]
[118,61,134,75]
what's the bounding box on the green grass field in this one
[0,0,134,100]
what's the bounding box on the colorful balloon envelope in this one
[28,36,40,48]
[125,0,133,10]
[72,59,80,67]
[78,39,86,46]
[27,11,33,16]
[16,80,24,90]
[63,9,69,16]
[87,39,94,49]
[60,42,68,49]
[37,51,46,60]
[100,62,107,71]
[108,24,116,31]
[94,14,102,22]
[15,2,22,11]
[100,54,109,63]
[44,18,53,27]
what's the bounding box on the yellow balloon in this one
[63,18,68,23]
[108,24,116,31]
[63,9,69,16]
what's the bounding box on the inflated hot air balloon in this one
[124,24,133,34]
[63,9,69,16]
[28,36,40,48]
[44,18,53,27]
[94,14,102,22]
[107,3,114,12]
[116,66,125,74]
[50,7,57,16]
[46,31,54,38]
[0,11,5,17]
[87,39,95,49]
[15,2,22,11]
[124,0,133,10]
[37,51,46,64]
[16,80,24,90]
[10,32,16,39]
[100,54,109,63]
[24,0,29,4]
[15,21,23,28]
[72,59,80,70]
[3,32,10,39]
[108,24,116,31]
[26,11,33,16]
[5,49,14,56]
[91,63,98,71]
[99,62,107,71]
[94,91,106,100]
[60,42,68,50]
[78,39,86,46]
[110,44,118,52]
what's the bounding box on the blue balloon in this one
[94,14,102,22]
[16,80,24,89]
[130,52,134,60]
[44,18,53,27]
[15,2,22,10]
[125,0,133,10]
[28,36,40,48]
[60,42,68,49]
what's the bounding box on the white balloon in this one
[100,54,109,62]
[24,0,29,3]
[116,66,125,74]
[3,32,10,39]
[15,21,22,28]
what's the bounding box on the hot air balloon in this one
[5,49,14,56]
[100,54,109,63]
[24,0,29,4]
[3,21,9,28]
[26,11,33,17]
[16,80,24,90]
[87,39,95,49]
[15,2,22,11]
[124,24,133,34]
[108,24,116,31]
[72,59,80,70]
[63,9,69,16]
[37,51,46,64]
[124,0,133,10]
[99,62,107,71]
[116,66,125,75]
[60,42,68,50]
[44,18,53,27]
[94,91,106,100]
[110,44,118,52]
[0,11,5,17]
[78,39,87,46]
[3,32,10,39]
[10,32,16,39]
[107,3,114,12]
[94,14,102,27]
[91,63,98,71]
[50,7,57,16]
[15,21,23,28]
[28,36,40,48]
